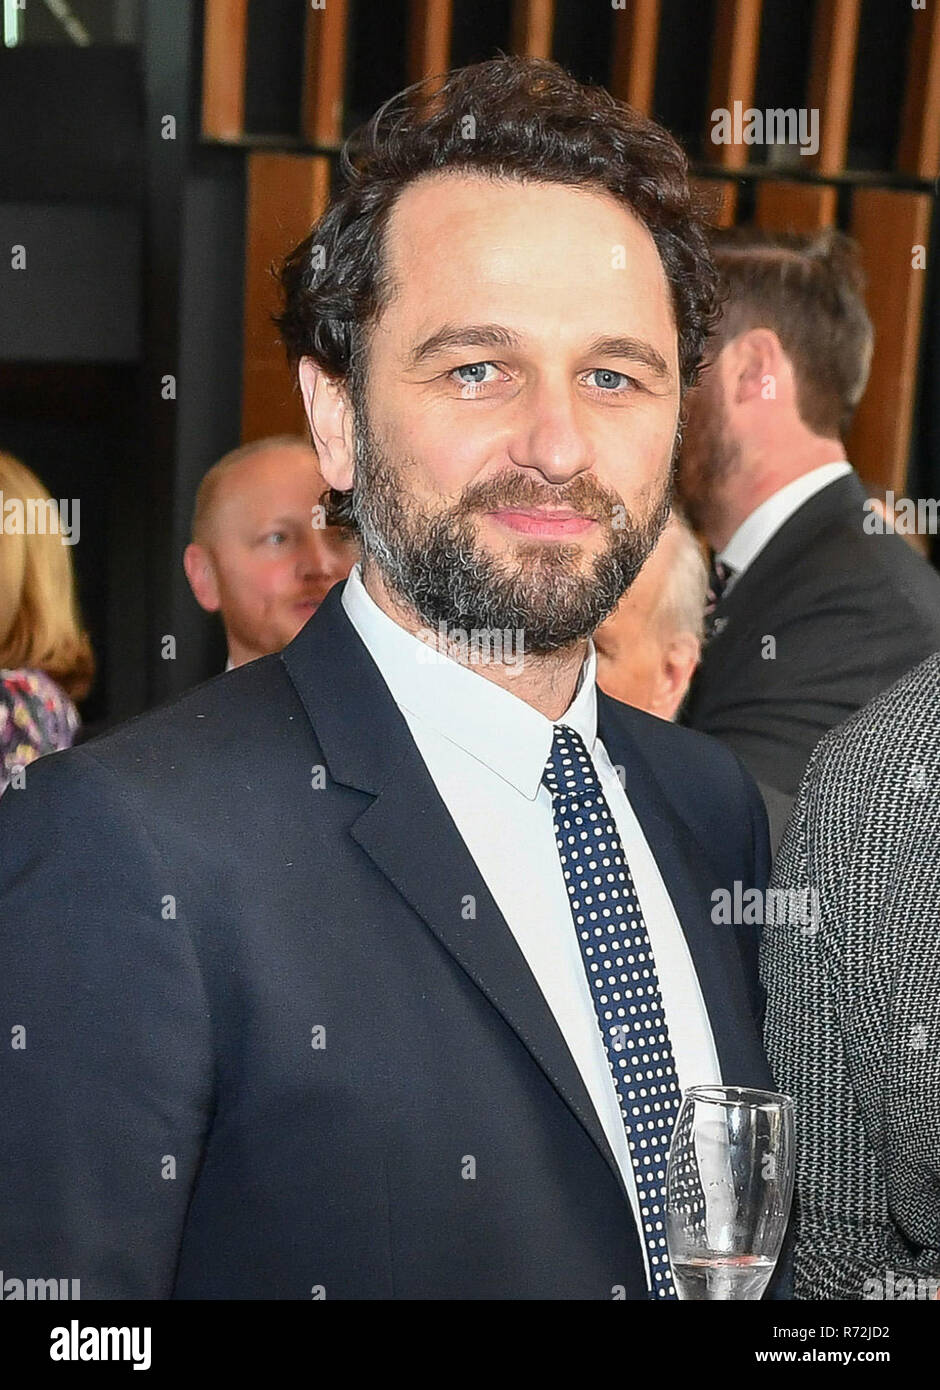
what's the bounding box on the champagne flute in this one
[666,1085,795,1300]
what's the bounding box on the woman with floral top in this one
[0,452,94,794]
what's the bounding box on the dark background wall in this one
[0,2,243,724]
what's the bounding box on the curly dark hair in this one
[275,56,720,531]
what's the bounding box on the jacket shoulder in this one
[805,649,940,791]
[773,488,940,615]
[601,693,751,781]
[63,654,304,787]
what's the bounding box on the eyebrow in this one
[583,335,673,380]
[405,323,673,380]
[406,323,522,370]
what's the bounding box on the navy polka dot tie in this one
[543,724,682,1299]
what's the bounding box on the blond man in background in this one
[184,436,357,668]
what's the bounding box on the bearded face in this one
[351,387,675,655]
[675,353,741,537]
[303,175,685,656]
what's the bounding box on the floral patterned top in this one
[0,668,80,794]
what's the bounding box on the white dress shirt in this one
[341,563,720,1283]
[719,461,853,588]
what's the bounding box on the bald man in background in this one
[184,436,357,669]
[595,511,706,721]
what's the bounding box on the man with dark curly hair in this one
[0,58,776,1300]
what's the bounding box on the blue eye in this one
[452,362,500,386]
[587,369,635,391]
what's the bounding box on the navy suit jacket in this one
[0,584,775,1299]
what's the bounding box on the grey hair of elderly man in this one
[594,509,706,722]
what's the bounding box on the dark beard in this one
[350,393,674,655]
[676,381,741,537]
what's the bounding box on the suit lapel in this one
[598,695,770,1088]
[348,752,634,1202]
[711,472,865,635]
[280,585,633,1206]
[688,474,865,708]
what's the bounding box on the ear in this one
[298,357,355,494]
[183,542,221,613]
[729,328,783,406]
[651,631,701,722]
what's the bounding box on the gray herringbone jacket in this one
[762,650,940,1300]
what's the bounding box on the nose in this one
[506,377,594,485]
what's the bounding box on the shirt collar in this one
[719,461,853,579]
[341,563,597,801]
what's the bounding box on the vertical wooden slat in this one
[610,0,661,114]
[511,0,555,59]
[754,0,859,231]
[704,0,763,221]
[898,0,940,179]
[408,0,453,86]
[846,189,933,495]
[848,4,938,498]
[301,0,350,147]
[201,0,248,141]
[511,0,554,59]
[241,153,332,442]
[805,0,860,173]
[706,0,763,169]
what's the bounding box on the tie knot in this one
[542,724,602,804]
[705,555,735,610]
